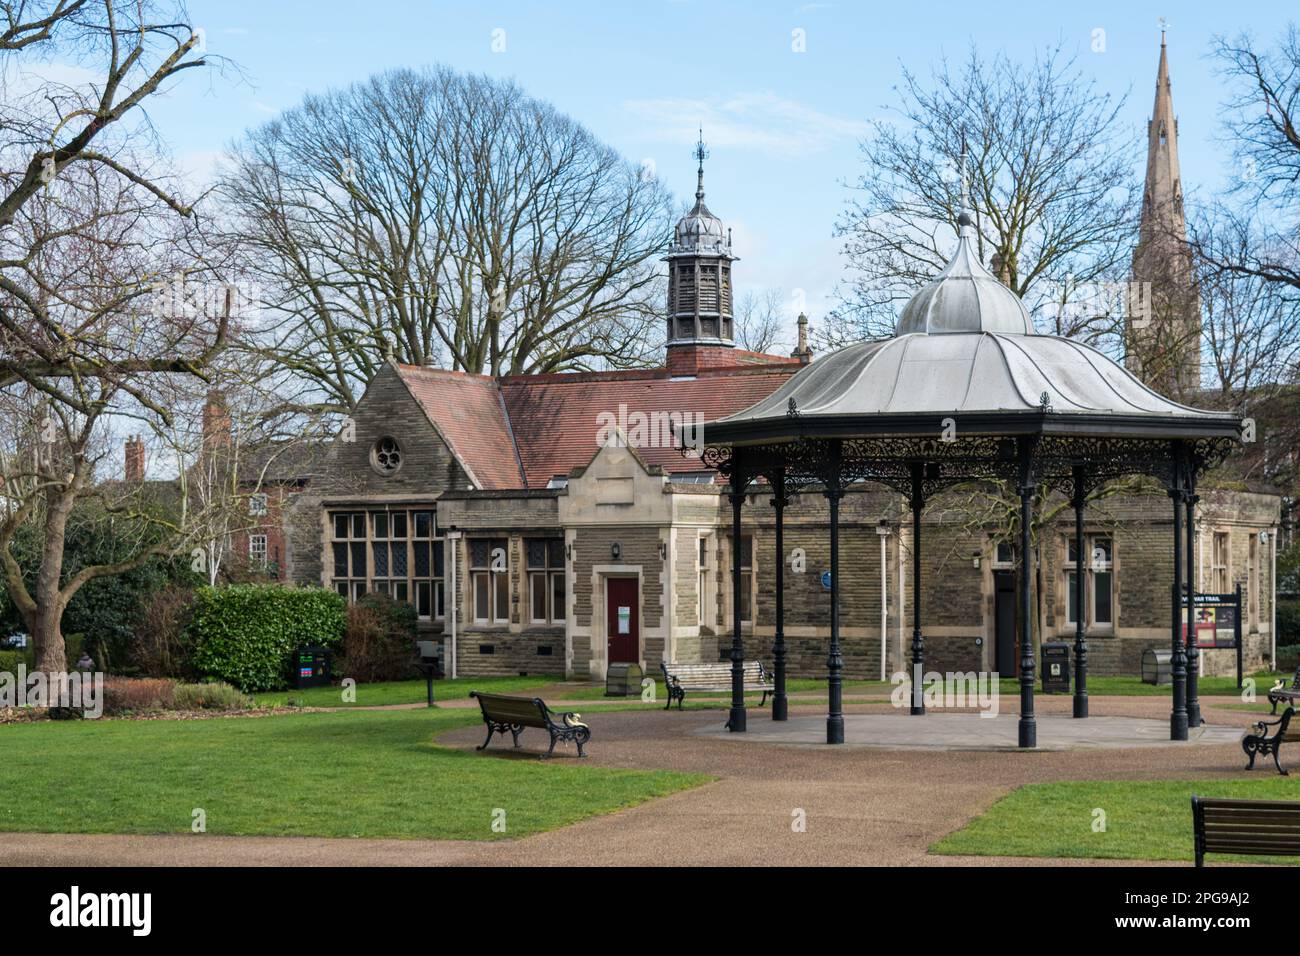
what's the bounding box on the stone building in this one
[275,44,1281,684]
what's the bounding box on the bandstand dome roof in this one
[703,212,1241,444]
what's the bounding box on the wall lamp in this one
[611,541,621,560]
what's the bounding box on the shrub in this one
[172,681,253,711]
[0,649,25,675]
[188,585,346,692]
[1278,598,1300,649]
[102,677,177,715]
[336,592,419,683]
[131,585,197,678]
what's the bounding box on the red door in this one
[607,578,639,664]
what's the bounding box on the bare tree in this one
[0,3,244,672]
[158,374,322,587]
[0,2,232,401]
[734,288,787,354]
[1203,25,1300,293]
[833,44,1138,347]
[218,67,675,413]
[1188,27,1300,486]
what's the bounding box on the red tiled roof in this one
[395,365,524,490]
[396,357,800,490]
[500,364,798,487]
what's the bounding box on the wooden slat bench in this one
[1268,666,1300,714]
[660,660,773,710]
[1242,705,1297,776]
[469,691,590,759]
[1192,795,1300,866]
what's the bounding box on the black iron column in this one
[1017,437,1037,749]
[1169,443,1189,742]
[728,457,747,733]
[825,441,844,745]
[909,462,926,716]
[771,469,789,721]
[1185,471,1201,728]
[1072,466,1089,719]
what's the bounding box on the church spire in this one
[1128,28,1201,399]
[1141,25,1185,247]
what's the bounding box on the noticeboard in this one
[1181,591,1241,650]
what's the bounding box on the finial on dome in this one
[693,129,709,201]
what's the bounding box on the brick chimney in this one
[791,312,813,365]
[202,390,231,451]
[124,434,145,482]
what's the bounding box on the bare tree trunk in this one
[29,491,73,673]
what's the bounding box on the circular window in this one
[371,436,403,475]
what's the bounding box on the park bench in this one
[1267,665,1300,714]
[1191,795,1300,866]
[660,660,773,710]
[1241,705,1296,776]
[469,691,590,759]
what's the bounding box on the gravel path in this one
[1,694,1265,866]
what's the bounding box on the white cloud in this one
[621,91,868,158]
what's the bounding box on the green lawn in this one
[0,708,706,840]
[933,778,1300,864]
[253,675,566,708]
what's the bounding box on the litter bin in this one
[1141,648,1173,686]
[293,645,331,688]
[605,662,644,698]
[1041,642,1071,694]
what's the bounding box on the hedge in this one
[188,585,346,692]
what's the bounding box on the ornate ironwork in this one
[1242,707,1294,775]
[690,429,1225,506]
[472,694,591,759]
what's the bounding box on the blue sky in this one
[148,0,1295,343]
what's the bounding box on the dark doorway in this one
[994,570,1018,676]
[606,578,639,664]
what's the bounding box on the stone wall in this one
[285,363,471,589]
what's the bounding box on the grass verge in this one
[933,778,1300,864]
[0,708,706,840]
[253,675,566,708]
